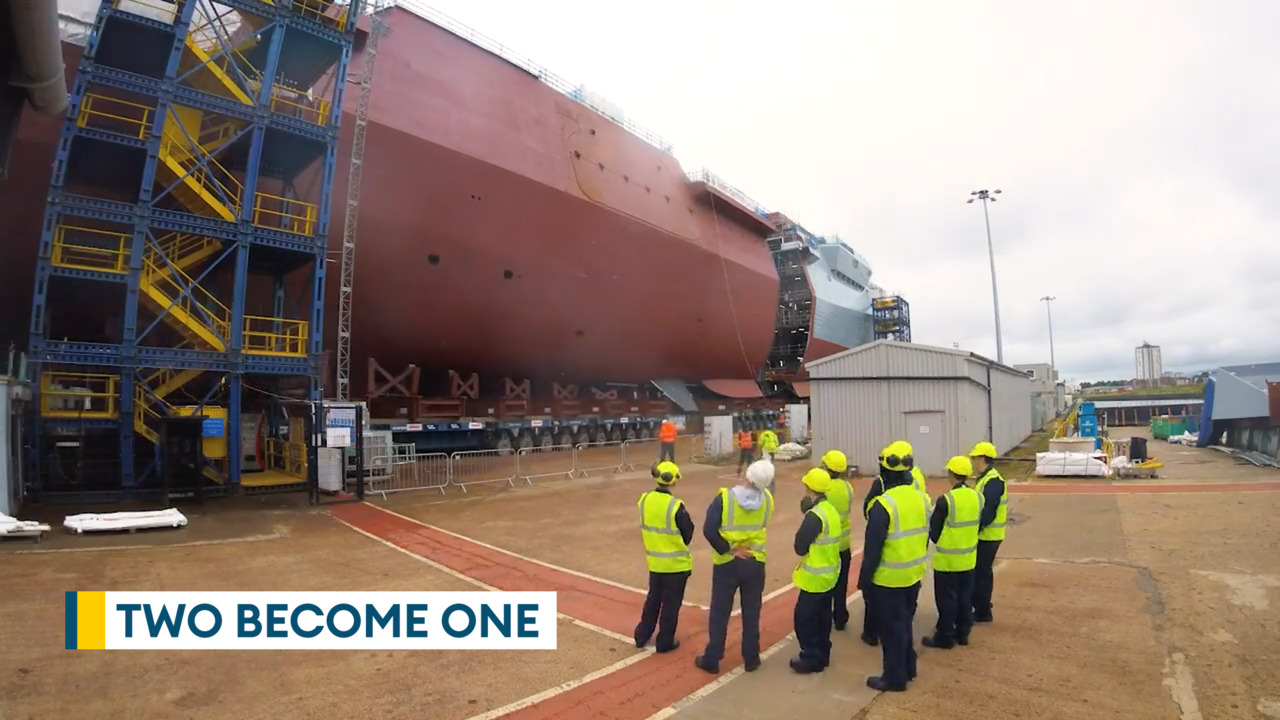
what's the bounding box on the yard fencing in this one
[349,434,704,497]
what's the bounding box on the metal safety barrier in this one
[621,437,660,471]
[571,441,625,478]
[682,433,707,463]
[366,452,450,499]
[449,449,518,492]
[516,444,576,484]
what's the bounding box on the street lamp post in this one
[967,189,1004,363]
[1040,295,1056,370]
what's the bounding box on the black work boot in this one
[922,635,954,649]
[866,676,907,692]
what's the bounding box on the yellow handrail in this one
[264,438,308,477]
[159,132,244,215]
[133,383,170,441]
[51,224,131,274]
[243,316,309,356]
[76,94,154,139]
[252,192,318,235]
[1055,405,1078,438]
[290,0,342,28]
[187,20,263,82]
[40,372,121,419]
[268,89,332,126]
[141,250,232,340]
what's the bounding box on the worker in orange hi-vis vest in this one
[658,419,678,463]
[736,428,755,477]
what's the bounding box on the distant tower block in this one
[872,296,912,343]
[1135,342,1163,387]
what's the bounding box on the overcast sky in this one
[401,0,1280,382]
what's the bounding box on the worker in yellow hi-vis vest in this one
[758,427,779,461]
[790,468,842,674]
[970,441,1007,623]
[858,442,929,692]
[694,459,775,675]
[634,460,695,653]
[923,455,983,649]
[818,449,855,631]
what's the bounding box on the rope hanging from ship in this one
[706,193,757,378]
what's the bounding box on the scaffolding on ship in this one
[27,0,358,500]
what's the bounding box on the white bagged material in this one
[0,512,52,537]
[772,442,810,461]
[63,508,188,534]
[1167,432,1198,446]
[1035,451,1110,477]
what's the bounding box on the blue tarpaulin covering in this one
[1196,378,1216,447]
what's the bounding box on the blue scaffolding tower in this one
[872,296,911,343]
[27,0,358,501]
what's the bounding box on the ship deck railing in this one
[392,0,674,154]
[685,167,776,221]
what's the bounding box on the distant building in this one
[1136,342,1163,387]
[806,341,1034,475]
[1162,371,1194,386]
[1015,363,1067,429]
[1199,362,1280,461]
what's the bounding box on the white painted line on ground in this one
[460,649,653,720]
[646,589,867,720]
[727,546,861,617]
[3,528,291,554]
[332,517,639,645]
[366,503,714,610]
[651,558,1009,718]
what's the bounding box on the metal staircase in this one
[761,228,815,393]
[28,0,358,499]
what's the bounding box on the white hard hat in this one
[745,459,775,489]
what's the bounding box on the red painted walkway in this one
[332,479,1280,719]
[331,502,852,720]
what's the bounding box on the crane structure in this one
[335,0,389,400]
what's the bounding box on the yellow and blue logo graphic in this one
[64,591,557,650]
[64,591,108,650]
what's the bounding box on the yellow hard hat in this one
[969,441,997,459]
[945,455,973,478]
[821,449,848,474]
[801,467,831,493]
[878,441,913,471]
[655,461,681,485]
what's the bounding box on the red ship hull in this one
[1,11,805,395]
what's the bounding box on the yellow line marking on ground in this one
[332,516,640,645]
[366,503,714,610]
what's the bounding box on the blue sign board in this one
[202,417,225,438]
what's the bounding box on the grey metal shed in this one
[805,340,1034,477]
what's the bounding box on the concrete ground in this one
[3,430,1278,720]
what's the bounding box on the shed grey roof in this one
[1218,362,1280,392]
[1209,361,1280,420]
[804,340,1027,377]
